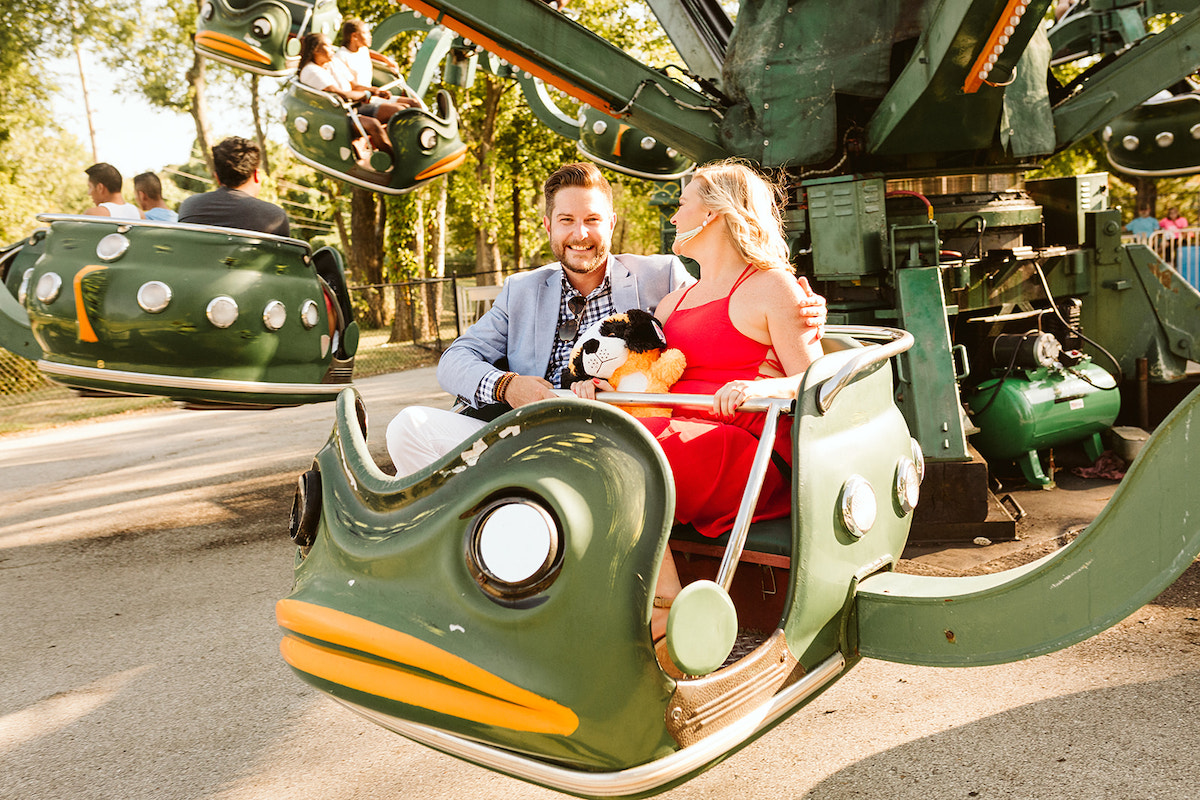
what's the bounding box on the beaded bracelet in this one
[494,371,517,404]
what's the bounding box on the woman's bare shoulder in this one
[744,267,809,304]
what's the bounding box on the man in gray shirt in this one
[178,137,290,236]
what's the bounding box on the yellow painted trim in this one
[73,264,107,343]
[276,599,578,735]
[195,31,272,65]
[414,147,468,181]
[613,124,631,158]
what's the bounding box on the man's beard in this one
[554,238,609,275]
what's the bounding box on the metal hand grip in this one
[816,325,914,413]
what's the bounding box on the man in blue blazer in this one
[438,251,689,407]
[387,162,821,473]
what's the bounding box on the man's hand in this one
[504,375,556,408]
[797,276,827,336]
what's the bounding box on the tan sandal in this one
[653,635,687,679]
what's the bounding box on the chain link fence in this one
[0,271,504,434]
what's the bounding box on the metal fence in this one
[1140,228,1200,290]
[0,271,504,434]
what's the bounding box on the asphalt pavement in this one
[2,369,1197,800]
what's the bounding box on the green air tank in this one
[967,355,1121,486]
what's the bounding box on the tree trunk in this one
[1134,177,1159,218]
[351,188,387,328]
[249,74,272,176]
[467,76,508,286]
[390,284,415,343]
[390,194,427,343]
[512,180,524,272]
[186,51,214,177]
[428,179,448,341]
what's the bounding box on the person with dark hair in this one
[383,161,827,473]
[1124,205,1160,238]
[83,163,141,219]
[177,137,289,236]
[297,32,407,155]
[133,172,177,222]
[335,18,419,123]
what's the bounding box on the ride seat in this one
[670,519,792,568]
[664,333,862,570]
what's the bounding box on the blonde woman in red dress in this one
[574,160,825,639]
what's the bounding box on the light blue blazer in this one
[438,253,694,403]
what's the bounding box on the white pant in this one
[386,405,486,475]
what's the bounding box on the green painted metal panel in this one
[0,235,43,361]
[1053,8,1200,149]
[403,0,727,164]
[0,284,38,362]
[784,344,916,666]
[286,393,681,770]
[20,217,348,405]
[805,177,887,279]
[892,267,970,461]
[856,383,1200,666]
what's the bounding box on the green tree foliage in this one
[0,0,132,239]
[100,0,246,176]
[0,131,93,241]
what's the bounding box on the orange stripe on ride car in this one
[73,264,106,343]
[276,598,579,735]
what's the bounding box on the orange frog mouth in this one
[194,31,272,65]
[276,598,579,735]
[414,147,469,181]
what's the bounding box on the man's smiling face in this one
[544,186,616,277]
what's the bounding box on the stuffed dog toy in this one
[563,309,685,418]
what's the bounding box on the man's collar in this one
[560,254,613,297]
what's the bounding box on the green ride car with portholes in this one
[2,215,357,408]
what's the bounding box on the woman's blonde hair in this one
[690,159,791,271]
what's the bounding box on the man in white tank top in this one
[83,163,141,219]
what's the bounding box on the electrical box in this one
[1026,173,1109,247]
[805,176,887,279]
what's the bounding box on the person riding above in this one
[297,32,403,156]
[335,18,420,124]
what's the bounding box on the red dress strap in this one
[730,264,757,294]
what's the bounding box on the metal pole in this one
[715,401,785,592]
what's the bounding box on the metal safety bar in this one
[815,325,914,414]
[715,399,787,590]
[337,651,846,797]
